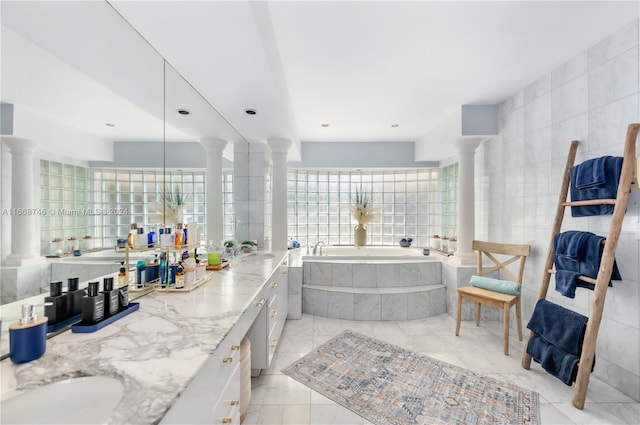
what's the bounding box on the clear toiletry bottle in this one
[44,281,68,325]
[175,261,185,289]
[101,277,119,317]
[175,223,183,248]
[118,261,127,287]
[82,281,105,323]
[65,277,84,317]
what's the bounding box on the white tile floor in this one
[243,313,640,425]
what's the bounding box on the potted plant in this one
[350,185,377,247]
[223,240,235,255]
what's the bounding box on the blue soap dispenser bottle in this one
[9,304,48,364]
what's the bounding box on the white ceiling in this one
[110,0,640,162]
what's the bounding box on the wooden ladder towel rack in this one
[521,123,639,409]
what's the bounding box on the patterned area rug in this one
[282,330,539,425]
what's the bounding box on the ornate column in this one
[2,136,43,265]
[267,138,292,251]
[200,138,227,246]
[453,136,484,265]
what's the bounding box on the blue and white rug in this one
[282,330,539,425]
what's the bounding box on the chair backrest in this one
[472,240,531,284]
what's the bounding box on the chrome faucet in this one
[233,243,252,257]
[313,241,325,255]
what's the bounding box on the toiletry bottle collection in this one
[134,249,207,291]
[42,276,130,327]
[121,221,200,250]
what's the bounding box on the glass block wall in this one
[40,160,234,253]
[441,163,459,240]
[287,168,456,247]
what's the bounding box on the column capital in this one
[455,136,486,154]
[1,136,38,154]
[267,138,292,155]
[200,137,228,154]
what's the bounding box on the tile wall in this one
[476,20,640,400]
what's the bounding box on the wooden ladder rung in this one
[546,269,597,285]
[562,199,617,207]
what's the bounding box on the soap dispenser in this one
[9,304,48,364]
[44,281,68,325]
[65,277,85,317]
[101,277,119,317]
[82,281,104,324]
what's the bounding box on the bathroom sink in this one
[1,376,124,424]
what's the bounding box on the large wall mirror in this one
[0,0,246,337]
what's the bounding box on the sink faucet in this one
[313,241,325,255]
[233,243,252,257]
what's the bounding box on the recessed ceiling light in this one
[245,109,257,115]
[391,123,399,128]
[321,123,330,127]
[105,123,115,127]
[177,109,190,115]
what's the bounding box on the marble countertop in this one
[0,251,288,424]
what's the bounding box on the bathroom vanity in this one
[0,251,289,425]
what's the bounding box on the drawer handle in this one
[271,282,278,289]
[270,309,278,318]
[255,297,266,307]
[271,338,278,348]
[221,397,240,423]
[222,344,240,363]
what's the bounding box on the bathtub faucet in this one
[313,241,325,255]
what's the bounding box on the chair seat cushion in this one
[469,275,521,295]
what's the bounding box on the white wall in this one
[476,20,640,400]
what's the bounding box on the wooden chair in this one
[455,240,531,355]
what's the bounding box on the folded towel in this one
[553,231,622,298]
[527,334,581,386]
[526,299,588,355]
[575,156,607,190]
[570,156,623,217]
[469,275,521,295]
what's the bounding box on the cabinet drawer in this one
[240,292,268,336]
[212,362,241,424]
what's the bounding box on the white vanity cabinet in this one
[247,261,289,374]
[160,324,241,424]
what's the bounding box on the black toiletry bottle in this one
[117,285,129,312]
[44,281,68,325]
[82,281,104,323]
[65,277,85,317]
[101,277,119,317]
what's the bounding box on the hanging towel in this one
[526,334,583,386]
[527,299,587,354]
[553,231,622,298]
[526,299,595,385]
[570,156,623,217]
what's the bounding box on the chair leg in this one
[515,299,523,341]
[475,303,481,326]
[455,294,462,336]
[503,303,510,355]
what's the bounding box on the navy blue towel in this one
[526,299,596,385]
[527,334,585,386]
[527,299,588,355]
[570,156,623,217]
[553,231,622,298]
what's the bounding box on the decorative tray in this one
[71,302,139,333]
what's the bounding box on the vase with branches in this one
[150,185,191,226]
[350,186,377,247]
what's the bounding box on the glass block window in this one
[287,168,456,247]
[39,160,89,254]
[40,163,234,252]
[441,163,458,240]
